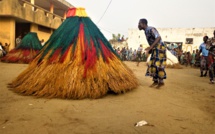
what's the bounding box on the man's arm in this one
[198,45,202,55]
[145,37,161,53]
[149,37,161,50]
[145,28,161,53]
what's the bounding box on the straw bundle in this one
[1,32,42,63]
[9,8,138,99]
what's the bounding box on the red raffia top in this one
[66,7,88,18]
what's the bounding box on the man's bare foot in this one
[156,82,165,89]
[209,80,214,84]
[149,81,158,87]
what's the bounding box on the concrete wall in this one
[0,0,68,50]
[30,23,53,43]
[0,18,15,49]
[0,0,64,29]
[128,28,215,52]
[127,29,148,50]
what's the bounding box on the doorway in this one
[15,22,30,47]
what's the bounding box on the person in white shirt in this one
[41,39,45,46]
[0,44,3,50]
[0,43,5,57]
[16,35,22,46]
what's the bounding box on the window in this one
[186,38,193,44]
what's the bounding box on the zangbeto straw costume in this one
[1,32,42,63]
[9,8,138,99]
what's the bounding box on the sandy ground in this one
[0,61,215,134]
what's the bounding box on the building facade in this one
[128,27,215,52]
[0,0,73,50]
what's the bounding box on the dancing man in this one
[138,18,167,86]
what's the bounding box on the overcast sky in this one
[66,0,215,40]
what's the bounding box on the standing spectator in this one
[191,50,196,67]
[199,36,209,77]
[133,49,137,60]
[183,52,188,66]
[136,44,143,66]
[169,44,174,50]
[211,30,215,46]
[178,50,183,62]
[206,38,215,84]
[180,52,185,64]
[125,47,129,60]
[142,52,147,61]
[187,51,191,66]
[121,47,127,61]
[16,35,22,46]
[121,35,125,42]
[178,43,182,50]
[128,47,133,61]
[195,49,201,67]
[117,47,121,55]
[210,30,215,75]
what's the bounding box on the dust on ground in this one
[0,62,215,134]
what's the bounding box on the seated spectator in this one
[4,43,10,53]
[0,42,7,57]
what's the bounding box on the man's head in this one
[203,36,208,43]
[138,18,148,30]
[213,30,215,37]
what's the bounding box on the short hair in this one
[204,36,208,39]
[140,18,148,25]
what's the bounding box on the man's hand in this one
[145,47,151,51]
[144,47,151,56]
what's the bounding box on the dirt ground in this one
[0,61,215,134]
